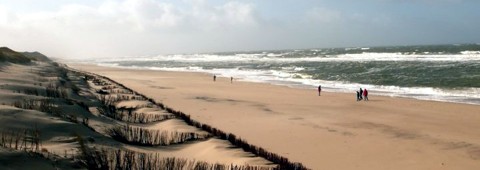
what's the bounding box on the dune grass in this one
[108,125,211,146]
[0,128,41,152]
[78,142,273,170]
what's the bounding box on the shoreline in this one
[86,63,480,106]
[70,63,480,170]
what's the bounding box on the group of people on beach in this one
[357,88,368,101]
[213,74,234,83]
[215,77,367,101]
[318,85,369,101]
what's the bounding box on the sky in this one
[0,0,479,59]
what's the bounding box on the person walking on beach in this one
[213,75,216,82]
[356,91,361,101]
[363,88,369,101]
[359,88,363,100]
[231,76,233,83]
[318,85,322,96]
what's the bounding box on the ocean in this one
[89,44,480,105]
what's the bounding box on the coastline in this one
[93,63,480,106]
[70,63,480,170]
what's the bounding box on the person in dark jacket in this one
[359,88,363,100]
[356,91,361,101]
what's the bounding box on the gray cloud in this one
[0,0,262,58]
[0,0,477,59]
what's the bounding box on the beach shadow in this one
[301,123,355,136]
[250,103,275,114]
[149,85,174,90]
[288,117,303,120]
[468,149,480,160]
[193,96,276,113]
[194,96,241,103]
[443,141,473,150]
[441,141,480,160]
[340,121,423,140]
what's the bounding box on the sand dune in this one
[77,67,281,168]
[125,138,274,166]
[0,148,66,170]
[0,58,279,169]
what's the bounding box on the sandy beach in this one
[70,64,480,170]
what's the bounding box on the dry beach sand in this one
[70,64,480,170]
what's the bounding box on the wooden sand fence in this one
[108,125,211,146]
[0,128,41,152]
[80,146,274,170]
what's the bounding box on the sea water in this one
[88,44,480,105]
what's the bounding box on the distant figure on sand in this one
[213,75,216,82]
[363,88,369,101]
[231,77,233,83]
[356,91,361,101]
[318,85,322,96]
[359,88,363,100]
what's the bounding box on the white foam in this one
[461,51,480,55]
[334,52,480,62]
[94,52,480,64]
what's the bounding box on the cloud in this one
[1,0,476,58]
[120,0,182,29]
[183,0,258,31]
[0,5,12,24]
[0,0,260,58]
[221,2,257,26]
[306,7,342,23]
